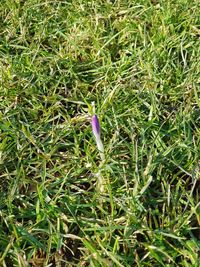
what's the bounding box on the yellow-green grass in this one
[0,0,199,266]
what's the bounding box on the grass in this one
[0,0,200,266]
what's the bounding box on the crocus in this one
[91,115,105,160]
[92,115,100,139]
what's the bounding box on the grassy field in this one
[0,0,200,266]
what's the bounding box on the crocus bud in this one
[92,115,100,139]
[91,114,105,160]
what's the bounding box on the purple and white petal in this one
[92,115,100,138]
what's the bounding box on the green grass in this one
[0,0,200,266]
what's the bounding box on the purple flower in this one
[91,114,105,160]
[92,114,100,138]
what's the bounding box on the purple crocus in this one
[91,114,105,160]
[92,115,101,139]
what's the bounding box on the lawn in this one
[0,0,200,266]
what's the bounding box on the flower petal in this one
[92,115,100,137]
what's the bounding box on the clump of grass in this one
[0,0,200,266]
